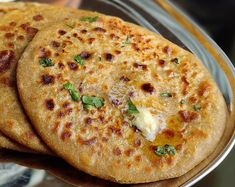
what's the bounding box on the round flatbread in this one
[17,16,227,183]
[0,2,98,154]
[0,2,32,17]
[0,132,31,153]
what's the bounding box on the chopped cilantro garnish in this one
[193,104,202,111]
[74,55,85,65]
[127,98,139,115]
[83,104,95,110]
[80,16,99,23]
[155,144,176,156]
[40,58,54,67]
[160,92,173,97]
[63,82,80,101]
[121,36,131,47]
[180,99,186,104]
[82,96,104,109]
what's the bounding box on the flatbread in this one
[0,2,32,17]
[0,132,31,152]
[0,2,98,154]
[17,16,227,184]
[0,3,29,151]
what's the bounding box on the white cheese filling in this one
[133,107,166,142]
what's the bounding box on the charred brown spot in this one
[133,62,147,70]
[17,35,24,41]
[112,99,122,106]
[0,50,15,73]
[114,50,121,55]
[163,129,175,138]
[85,117,93,125]
[72,33,78,38]
[51,41,60,48]
[141,83,154,94]
[61,131,72,141]
[39,48,52,58]
[163,46,173,55]
[198,82,211,97]
[135,155,142,162]
[120,76,130,82]
[80,29,87,34]
[9,22,17,27]
[53,122,60,134]
[113,147,122,156]
[167,157,173,165]
[102,137,108,142]
[80,51,92,60]
[109,126,122,136]
[41,75,55,85]
[178,110,199,123]
[8,43,14,48]
[0,77,15,87]
[93,27,106,32]
[4,33,14,39]
[181,76,189,85]
[62,102,70,108]
[33,14,44,21]
[79,137,97,145]
[125,149,134,157]
[132,43,140,52]
[65,122,73,129]
[134,139,141,147]
[99,115,105,124]
[87,38,95,45]
[58,30,66,35]
[20,23,38,38]
[158,59,166,67]
[189,96,198,104]
[58,108,73,118]
[58,62,65,69]
[67,62,78,71]
[104,53,114,61]
[45,99,55,111]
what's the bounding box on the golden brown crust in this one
[0,2,98,154]
[17,13,227,184]
[0,131,32,153]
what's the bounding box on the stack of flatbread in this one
[0,2,227,186]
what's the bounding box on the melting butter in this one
[133,107,166,142]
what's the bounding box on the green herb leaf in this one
[127,98,139,115]
[40,58,54,67]
[64,82,75,90]
[83,104,95,110]
[165,145,177,155]
[171,58,180,64]
[82,96,104,109]
[179,99,186,104]
[63,82,80,101]
[74,55,85,65]
[155,144,177,156]
[193,104,202,111]
[80,16,99,23]
[121,36,131,47]
[160,92,173,97]
[155,146,167,156]
[70,90,80,101]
